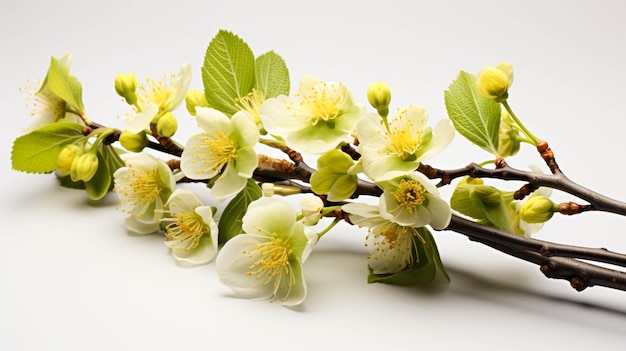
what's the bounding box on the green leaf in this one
[368,227,450,286]
[255,50,290,98]
[11,122,86,173]
[202,30,256,115]
[47,56,84,112]
[57,175,86,190]
[450,179,516,233]
[444,71,501,155]
[217,178,262,244]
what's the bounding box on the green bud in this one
[57,144,83,176]
[498,110,521,158]
[185,90,209,116]
[366,82,392,117]
[70,152,99,182]
[156,112,178,137]
[476,62,513,102]
[114,72,138,105]
[119,130,148,152]
[519,196,557,224]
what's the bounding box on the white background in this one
[2,1,626,350]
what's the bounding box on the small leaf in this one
[202,30,256,115]
[255,50,290,98]
[444,71,501,155]
[217,178,262,244]
[368,227,450,286]
[11,122,85,173]
[47,56,84,112]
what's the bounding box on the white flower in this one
[216,197,317,306]
[356,104,454,181]
[342,203,421,274]
[378,172,451,229]
[259,75,365,154]
[181,107,259,201]
[160,189,218,265]
[113,153,176,234]
[125,63,192,133]
[20,52,83,132]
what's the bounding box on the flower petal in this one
[126,102,158,133]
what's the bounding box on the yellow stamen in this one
[393,179,426,213]
[235,89,265,124]
[116,165,162,216]
[246,233,293,288]
[162,209,207,252]
[387,108,423,160]
[136,74,175,111]
[193,131,238,173]
[296,82,342,125]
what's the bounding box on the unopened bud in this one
[519,196,557,224]
[477,62,513,102]
[114,72,138,105]
[185,90,209,116]
[300,194,324,226]
[119,130,148,152]
[498,111,521,157]
[157,112,178,137]
[70,152,99,182]
[57,144,83,176]
[366,82,392,117]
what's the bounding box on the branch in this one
[443,214,626,291]
[418,161,626,216]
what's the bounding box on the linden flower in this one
[259,75,365,154]
[113,153,176,234]
[20,52,83,132]
[180,107,259,201]
[342,203,421,275]
[356,104,454,181]
[160,189,218,265]
[216,197,316,306]
[378,172,451,229]
[124,63,192,133]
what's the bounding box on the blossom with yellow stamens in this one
[259,75,365,154]
[180,107,259,201]
[356,104,454,181]
[342,203,422,275]
[216,197,317,306]
[159,189,218,265]
[124,63,191,133]
[113,152,176,234]
[377,172,451,229]
[20,52,84,132]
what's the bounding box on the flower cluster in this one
[13,30,563,308]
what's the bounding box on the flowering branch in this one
[12,30,626,308]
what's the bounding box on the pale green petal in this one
[195,107,232,134]
[210,164,247,201]
[259,96,311,135]
[216,235,275,300]
[169,235,218,265]
[362,152,416,181]
[243,197,297,237]
[328,174,357,201]
[231,111,260,148]
[297,75,321,93]
[425,194,452,230]
[180,133,220,180]
[233,147,257,178]
[126,102,157,133]
[125,216,159,234]
[164,62,192,111]
[419,119,455,162]
[356,113,389,150]
[288,124,344,154]
[275,260,307,307]
[166,189,203,215]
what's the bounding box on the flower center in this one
[20,81,68,120]
[196,131,239,171]
[117,166,162,216]
[163,211,207,252]
[366,222,418,272]
[136,74,174,111]
[393,179,426,213]
[235,89,265,125]
[299,82,342,125]
[246,233,293,287]
[387,108,423,160]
